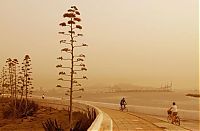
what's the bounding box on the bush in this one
[2,102,13,118]
[42,119,64,131]
[72,108,96,131]
[3,98,38,118]
[42,108,97,131]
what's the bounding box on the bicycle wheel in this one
[167,115,171,123]
[174,116,180,126]
[123,108,128,112]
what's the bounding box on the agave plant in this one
[57,5,88,130]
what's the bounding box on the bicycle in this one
[167,110,180,126]
[119,104,128,112]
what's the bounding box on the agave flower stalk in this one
[57,6,88,130]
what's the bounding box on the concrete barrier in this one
[85,103,103,131]
[75,100,113,131]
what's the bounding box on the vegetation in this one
[73,108,96,131]
[2,98,38,119]
[42,119,64,131]
[57,5,88,130]
[42,108,96,131]
[0,55,35,118]
[0,101,69,130]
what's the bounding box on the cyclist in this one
[120,97,127,110]
[168,102,178,123]
[42,94,45,99]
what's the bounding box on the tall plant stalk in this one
[57,6,88,130]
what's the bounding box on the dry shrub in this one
[72,108,96,131]
[3,98,38,118]
[42,108,96,131]
[2,102,13,118]
[42,119,64,131]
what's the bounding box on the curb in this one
[75,101,113,131]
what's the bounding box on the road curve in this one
[32,97,194,131]
[100,107,163,131]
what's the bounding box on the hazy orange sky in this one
[0,0,198,90]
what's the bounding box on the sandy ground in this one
[0,99,86,131]
[0,107,69,131]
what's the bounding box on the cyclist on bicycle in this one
[120,97,127,109]
[42,94,45,99]
[168,102,178,123]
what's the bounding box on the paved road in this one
[100,108,163,131]
[33,96,197,131]
[82,100,195,131]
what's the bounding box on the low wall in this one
[81,102,103,131]
[74,100,113,131]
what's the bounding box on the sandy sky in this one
[0,0,198,90]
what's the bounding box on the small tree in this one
[6,58,14,102]
[4,58,20,117]
[57,6,88,130]
[0,66,6,98]
[1,56,35,118]
[21,55,33,116]
[0,65,10,98]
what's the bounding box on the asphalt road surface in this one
[100,107,163,131]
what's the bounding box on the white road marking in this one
[132,119,139,122]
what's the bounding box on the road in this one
[100,107,163,131]
[100,107,194,131]
[79,100,198,131]
[33,96,198,131]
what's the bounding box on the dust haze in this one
[0,0,198,91]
